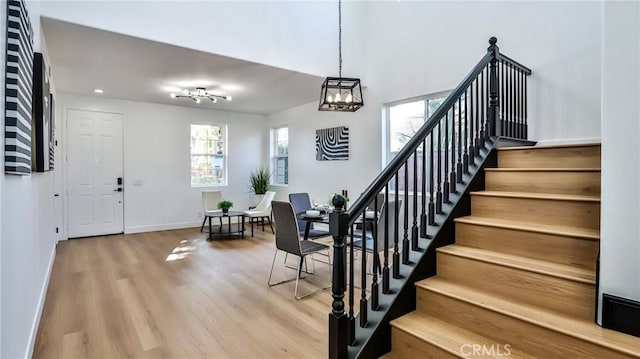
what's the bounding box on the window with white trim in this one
[385,92,448,191]
[190,124,227,186]
[272,126,288,185]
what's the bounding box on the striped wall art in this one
[4,0,33,175]
[316,126,349,161]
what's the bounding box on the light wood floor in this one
[34,226,346,358]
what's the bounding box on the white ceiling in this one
[41,18,325,115]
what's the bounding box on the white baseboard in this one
[26,244,56,359]
[125,220,206,234]
[534,137,601,146]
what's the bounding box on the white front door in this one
[67,109,124,238]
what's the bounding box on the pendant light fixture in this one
[170,87,232,104]
[318,0,363,112]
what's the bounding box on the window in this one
[385,92,448,191]
[387,93,447,163]
[272,127,288,185]
[190,124,227,186]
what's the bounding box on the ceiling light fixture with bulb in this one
[170,87,232,104]
[318,0,363,112]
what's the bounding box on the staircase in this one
[387,143,640,358]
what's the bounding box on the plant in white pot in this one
[249,168,271,205]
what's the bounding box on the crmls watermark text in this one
[459,344,512,357]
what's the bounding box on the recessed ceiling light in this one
[94,89,104,94]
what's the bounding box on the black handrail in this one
[328,37,532,359]
[346,52,493,221]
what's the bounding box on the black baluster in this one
[501,61,506,136]
[393,173,400,279]
[360,207,368,327]
[469,79,476,161]
[485,65,491,139]
[443,112,450,204]
[412,150,419,250]
[463,89,469,174]
[348,226,355,344]
[420,137,427,237]
[488,38,499,137]
[510,64,515,137]
[328,197,348,359]
[383,185,390,293]
[428,133,435,225]
[524,71,528,138]
[371,195,379,310]
[475,75,481,152]
[436,121,443,214]
[480,68,486,141]
[450,104,457,193]
[457,97,463,182]
[402,162,410,264]
[519,69,524,139]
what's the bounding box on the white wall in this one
[58,94,267,235]
[1,1,59,358]
[266,89,382,206]
[363,1,602,145]
[38,0,366,80]
[599,0,640,322]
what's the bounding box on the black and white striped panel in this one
[4,0,33,175]
[315,126,349,161]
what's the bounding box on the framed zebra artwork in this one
[4,0,34,175]
[316,126,349,161]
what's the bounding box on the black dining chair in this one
[268,201,331,299]
[288,192,330,239]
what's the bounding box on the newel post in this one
[488,37,501,137]
[329,196,349,359]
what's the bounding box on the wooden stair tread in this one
[485,167,600,172]
[391,312,536,358]
[497,143,601,151]
[416,278,640,357]
[471,191,600,202]
[455,216,600,240]
[437,245,595,284]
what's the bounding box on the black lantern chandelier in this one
[318,0,363,112]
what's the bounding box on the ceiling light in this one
[94,89,104,94]
[170,87,233,104]
[318,0,363,112]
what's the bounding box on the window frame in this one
[384,90,450,165]
[190,123,228,187]
[271,126,289,186]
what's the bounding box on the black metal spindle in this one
[485,65,491,139]
[382,185,390,293]
[402,162,409,264]
[420,137,427,237]
[463,89,469,173]
[360,208,368,327]
[428,133,435,225]
[412,150,419,250]
[393,173,400,279]
[371,195,379,310]
[436,122,443,214]
[475,76,481,152]
[456,97,463,182]
[443,112,450,204]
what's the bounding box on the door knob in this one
[114,188,123,192]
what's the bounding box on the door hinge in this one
[56,227,59,233]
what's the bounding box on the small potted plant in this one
[217,200,234,214]
[249,167,271,205]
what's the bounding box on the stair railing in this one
[328,37,532,358]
